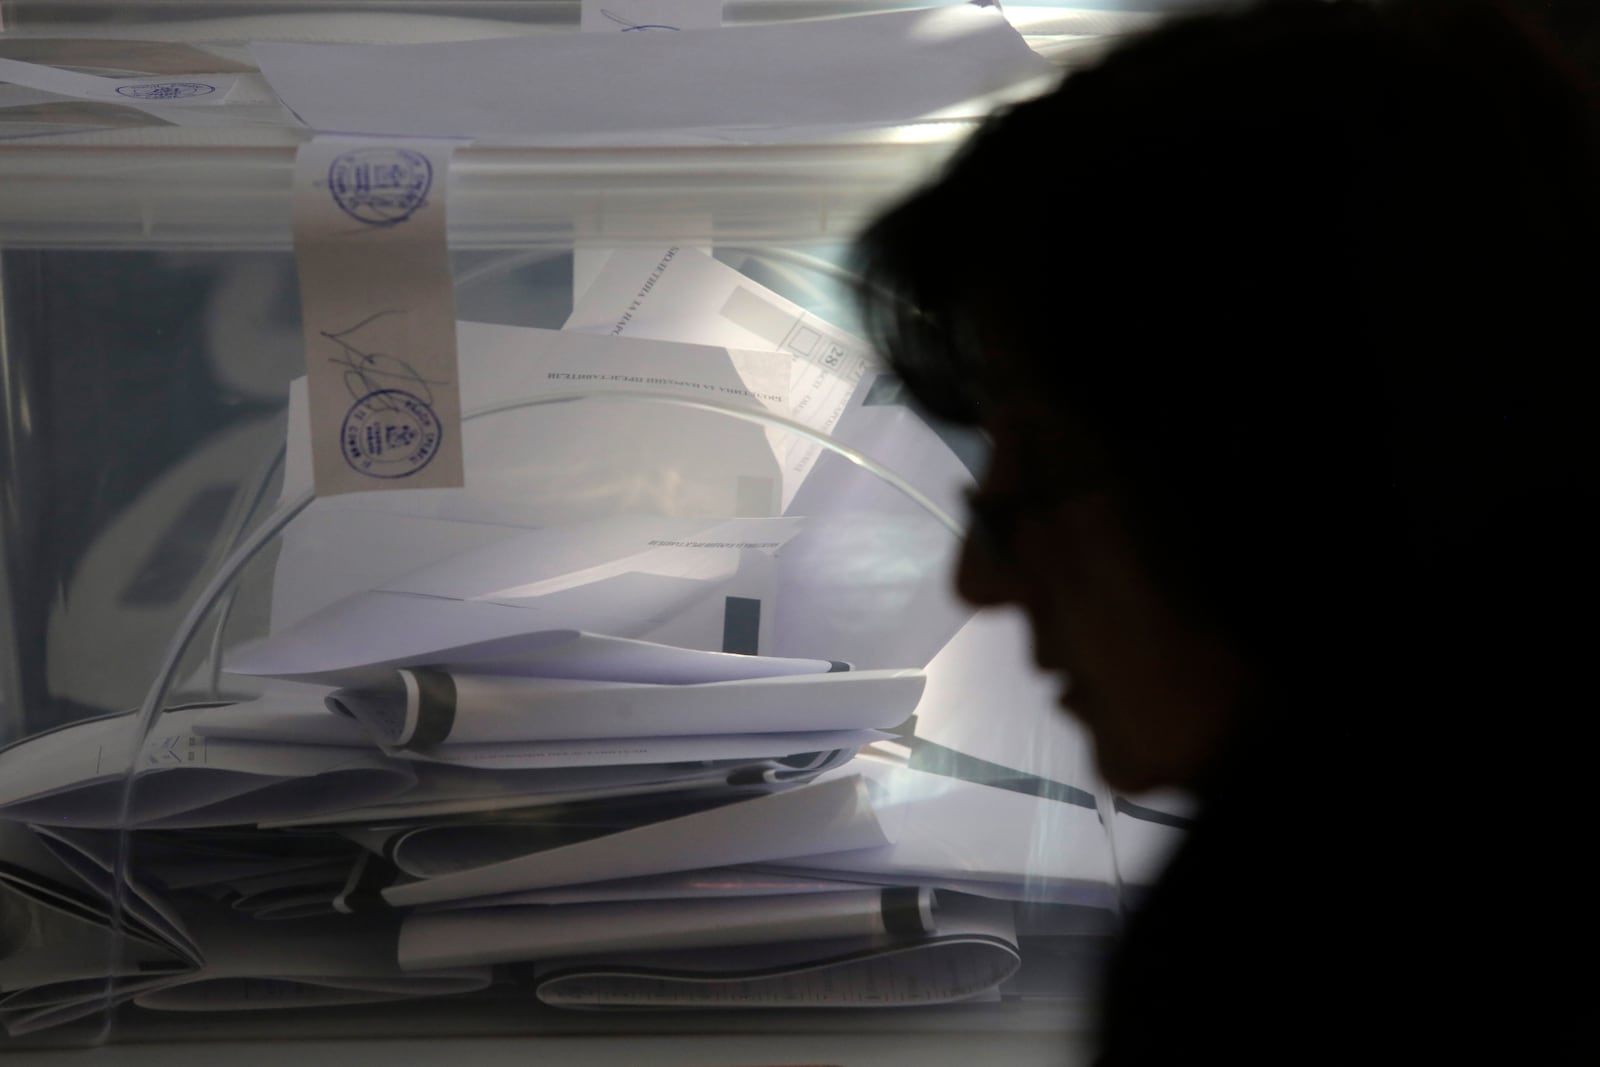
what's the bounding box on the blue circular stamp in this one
[340,389,443,479]
[327,147,433,226]
[114,82,217,100]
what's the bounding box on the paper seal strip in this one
[291,137,465,495]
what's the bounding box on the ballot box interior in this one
[0,1,1195,1052]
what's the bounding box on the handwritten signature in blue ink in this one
[322,309,447,412]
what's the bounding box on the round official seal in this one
[327,147,433,226]
[340,389,443,479]
[114,82,217,100]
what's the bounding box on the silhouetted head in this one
[857,0,1600,792]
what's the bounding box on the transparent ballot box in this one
[0,1,1191,1057]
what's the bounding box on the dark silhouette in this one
[856,1,1595,1061]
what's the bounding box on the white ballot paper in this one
[189,694,884,771]
[562,248,979,667]
[192,688,375,748]
[382,774,888,907]
[0,38,257,77]
[530,891,1019,1009]
[227,630,846,692]
[0,74,296,143]
[30,826,203,965]
[0,56,240,105]
[292,136,465,495]
[229,514,802,683]
[129,911,490,1013]
[0,823,121,936]
[133,837,355,896]
[326,668,924,749]
[266,747,863,828]
[429,867,881,909]
[280,322,789,519]
[1,906,488,1034]
[581,0,722,33]
[767,511,970,671]
[566,245,874,509]
[223,861,354,920]
[399,886,936,969]
[914,609,1099,787]
[1,815,489,1035]
[0,824,189,996]
[768,760,1121,907]
[0,888,184,1001]
[252,7,1054,144]
[0,707,414,829]
[1108,795,1193,896]
[381,729,887,772]
[371,785,873,881]
[269,327,790,634]
[784,364,976,525]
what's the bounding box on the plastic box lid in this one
[0,3,1169,248]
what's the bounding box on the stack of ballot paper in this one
[0,554,1062,1032]
[0,586,1172,1030]
[0,818,491,1035]
[0,670,1047,1029]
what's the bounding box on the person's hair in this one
[855,0,1600,697]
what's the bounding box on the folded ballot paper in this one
[376,777,1023,1007]
[525,891,1020,1010]
[323,669,922,750]
[0,822,488,1036]
[0,704,414,830]
[231,513,804,685]
[251,6,1055,145]
[766,760,1124,907]
[0,563,967,1030]
[402,886,1024,1012]
[0,675,1139,1027]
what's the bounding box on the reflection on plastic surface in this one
[565,246,872,508]
[44,419,286,714]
